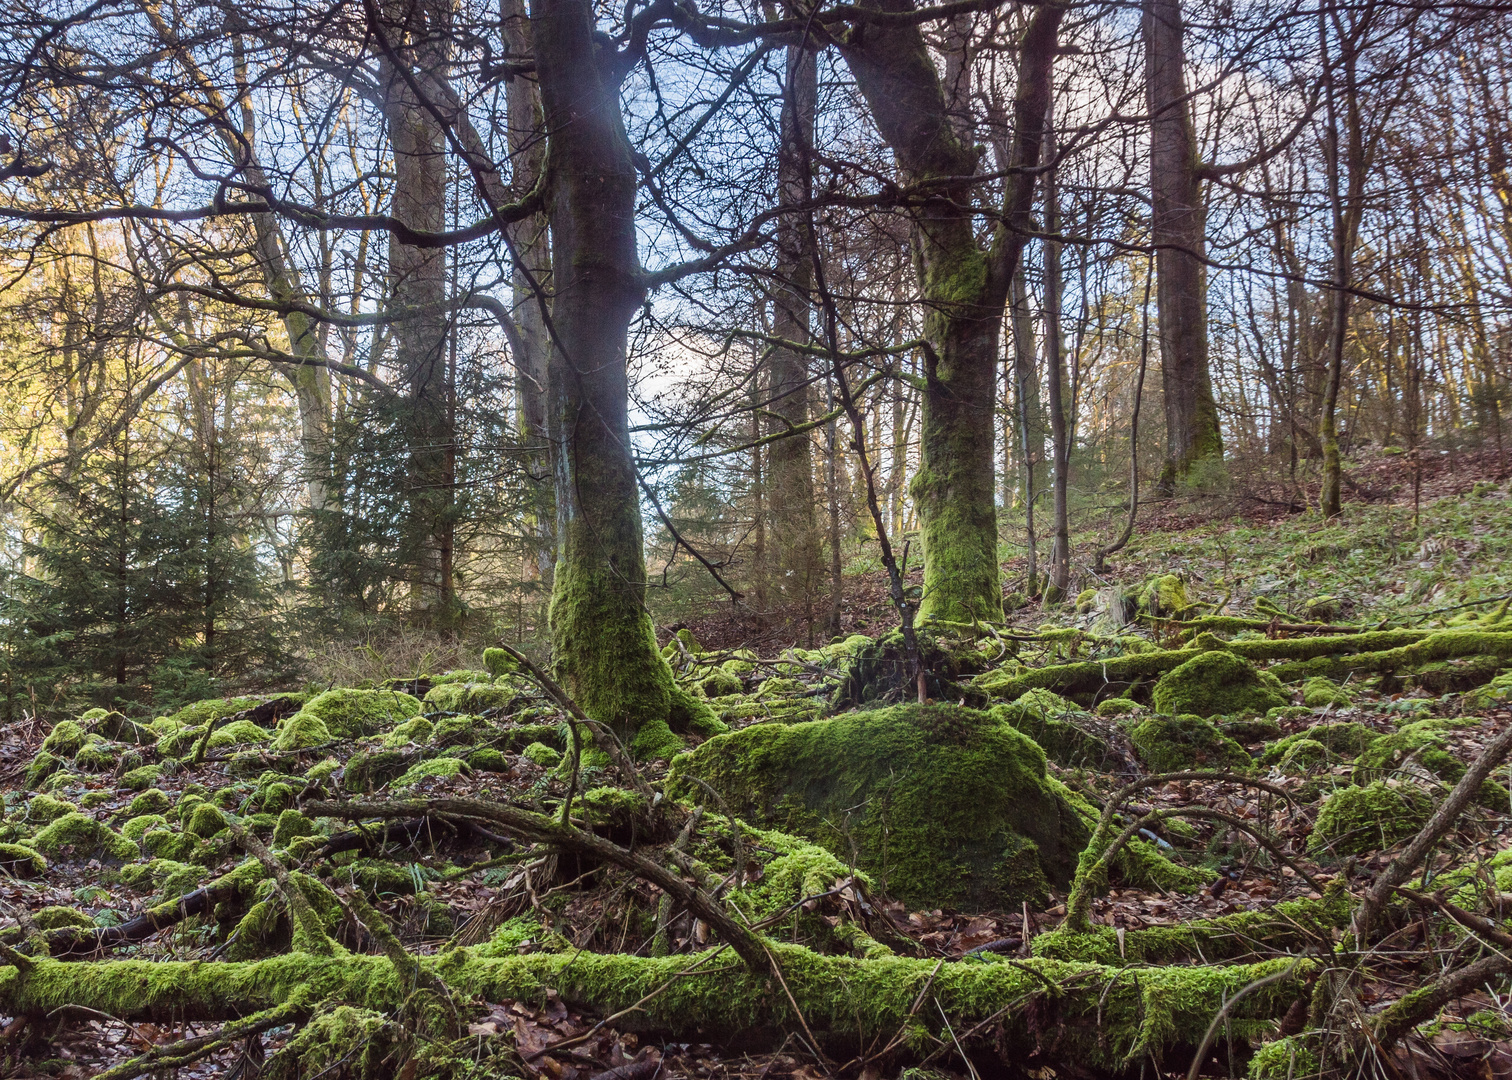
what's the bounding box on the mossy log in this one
[0,945,1310,1069]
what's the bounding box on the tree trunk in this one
[380,0,455,620]
[503,0,556,582]
[766,44,820,614]
[1042,113,1071,603]
[535,0,704,756]
[1144,0,1222,489]
[840,2,1062,629]
[1008,264,1042,594]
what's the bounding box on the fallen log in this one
[0,945,1311,1070]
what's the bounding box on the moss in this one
[578,786,647,826]
[126,789,173,817]
[273,711,333,750]
[467,748,509,772]
[291,688,422,740]
[1140,574,1190,617]
[477,914,562,957]
[334,858,423,897]
[482,647,519,678]
[1248,1036,1321,1080]
[629,717,683,762]
[1309,781,1431,856]
[119,859,203,898]
[1219,717,1283,743]
[1301,676,1353,708]
[341,750,414,794]
[122,814,169,841]
[1152,650,1287,719]
[988,691,1110,768]
[141,829,199,862]
[25,751,63,790]
[1352,718,1505,806]
[518,741,560,769]
[1468,671,1512,709]
[31,813,137,861]
[424,682,518,713]
[1094,697,1140,718]
[25,794,79,825]
[722,650,759,677]
[164,696,260,730]
[669,681,728,741]
[698,668,744,698]
[668,703,1091,909]
[1261,722,1379,766]
[79,791,112,809]
[251,782,291,815]
[1265,629,1512,684]
[1267,705,1314,721]
[0,843,46,877]
[393,757,468,788]
[32,905,95,931]
[382,716,434,747]
[41,720,89,757]
[267,1004,401,1080]
[1129,715,1251,773]
[206,720,273,750]
[186,803,228,838]
[272,809,317,847]
[73,743,116,771]
[1415,654,1508,694]
[120,764,165,791]
[426,715,476,747]
[226,899,285,962]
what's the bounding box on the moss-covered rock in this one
[1352,718,1505,806]
[697,668,744,699]
[1261,722,1379,767]
[24,751,63,790]
[1275,739,1328,773]
[423,682,517,714]
[126,789,173,818]
[1218,717,1282,743]
[41,720,89,757]
[32,905,95,931]
[668,703,1091,909]
[122,814,169,841]
[1415,655,1508,695]
[1094,697,1140,719]
[186,802,228,838]
[1152,650,1287,719]
[482,647,519,679]
[393,757,468,788]
[1468,671,1512,709]
[467,748,509,772]
[31,813,137,861]
[272,809,317,847]
[0,843,46,877]
[285,689,421,741]
[988,690,1109,768]
[382,716,434,747]
[73,742,116,771]
[207,719,274,749]
[120,764,166,791]
[1302,677,1354,708]
[1129,715,1251,773]
[24,794,79,825]
[1309,781,1431,856]
[1139,574,1190,617]
[521,742,561,768]
[164,696,260,730]
[141,829,198,862]
[427,716,476,747]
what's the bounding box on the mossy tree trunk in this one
[766,44,821,617]
[1144,0,1223,490]
[535,0,691,757]
[840,2,1062,628]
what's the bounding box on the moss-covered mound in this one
[829,632,988,710]
[279,688,422,743]
[1151,650,1288,718]
[1309,781,1431,856]
[1129,715,1252,773]
[667,703,1090,909]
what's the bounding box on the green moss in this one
[141,829,199,862]
[521,742,561,768]
[1218,717,1283,743]
[1310,781,1431,856]
[126,789,173,817]
[120,765,165,791]
[272,810,316,847]
[122,814,168,841]
[1302,676,1354,708]
[1094,698,1140,718]
[393,757,468,788]
[697,669,744,698]
[578,786,647,826]
[668,704,1090,909]
[291,689,421,740]
[73,743,116,771]
[382,715,434,747]
[119,858,203,897]
[467,748,509,771]
[272,711,333,750]
[1140,574,1190,617]
[988,689,1110,768]
[1248,1036,1321,1080]
[206,720,273,749]
[24,751,63,790]
[1129,715,1252,773]
[267,1004,401,1080]
[477,914,562,957]
[226,899,284,962]
[0,843,46,877]
[25,794,79,825]
[33,905,95,931]
[1152,650,1287,719]
[333,858,423,897]
[424,682,518,713]
[1260,722,1380,767]
[41,720,89,757]
[1352,718,1505,806]
[1416,654,1508,694]
[482,647,519,678]
[629,717,683,762]
[78,791,113,809]
[722,650,758,677]
[186,803,228,838]
[1468,671,1512,709]
[164,696,259,730]
[427,716,476,747]
[31,813,137,861]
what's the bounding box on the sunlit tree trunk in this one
[1144,0,1222,489]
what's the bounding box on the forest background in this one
[0,0,1509,721]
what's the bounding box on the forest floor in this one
[4,448,1512,1080]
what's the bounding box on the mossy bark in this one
[839,5,1063,626]
[0,946,1309,1070]
[535,0,703,754]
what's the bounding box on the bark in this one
[380,0,455,618]
[503,0,556,580]
[1144,0,1222,489]
[766,44,821,614]
[534,0,693,753]
[1041,115,1071,602]
[840,2,1062,628]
